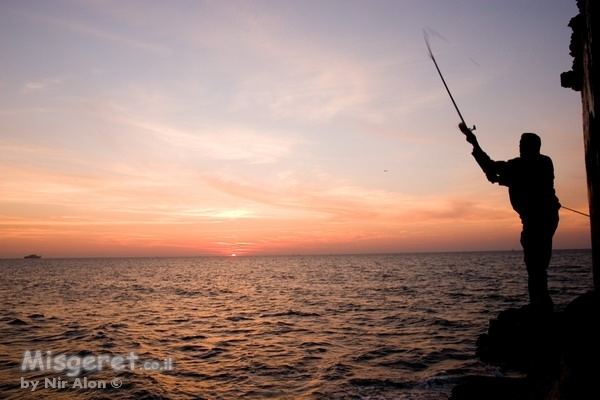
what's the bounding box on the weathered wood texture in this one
[562,0,599,290]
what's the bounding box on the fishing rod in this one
[423,29,476,133]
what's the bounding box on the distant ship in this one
[24,254,41,259]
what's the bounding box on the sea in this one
[0,250,593,400]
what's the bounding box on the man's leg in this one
[521,214,558,311]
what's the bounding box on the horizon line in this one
[5,248,592,260]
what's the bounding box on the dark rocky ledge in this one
[451,291,599,400]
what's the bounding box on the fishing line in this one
[561,205,590,218]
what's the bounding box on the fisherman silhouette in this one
[459,122,561,312]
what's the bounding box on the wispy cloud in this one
[199,170,510,225]
[22,77,62,93]
[170,3,384,122]
[115,115,299,164]
[40,15,167,54]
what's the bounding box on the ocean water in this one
[0,250,593,400]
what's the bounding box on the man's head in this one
[520,133,541,157]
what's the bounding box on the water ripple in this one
[0,250,592,399]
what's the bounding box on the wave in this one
[0,250,592,399]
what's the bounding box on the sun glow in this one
[0,1,589,258]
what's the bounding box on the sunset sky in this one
[0,0,591,257]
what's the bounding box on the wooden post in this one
[561,0,599,290]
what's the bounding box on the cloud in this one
[160,2,383,122]
[116,116,299,164]
[40,15,166,54]
[199,170,511,226]
[22,77,62,93]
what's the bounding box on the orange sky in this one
[0,0,591,257]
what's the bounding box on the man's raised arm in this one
[459,122,499,183]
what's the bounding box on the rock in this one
[451,291,599,400]
[8,318,28,325]
[451,376,526,400]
